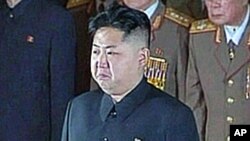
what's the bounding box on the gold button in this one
[228,80,234,87]
[9,13,14,18]
[103,137,108,141]
[226,116,234,123]
[227,97,235,104]
[227,136,230,141]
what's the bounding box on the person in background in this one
[0,0,76,141]
[187,0,250,141]
[61,4,198,141]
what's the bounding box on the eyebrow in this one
[93,44,117,49]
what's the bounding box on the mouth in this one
[211,13,223,18]
[96,73,111,80]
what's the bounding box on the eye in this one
[107,51,118,55]
[92,49,99,55]
[107,51,114,55]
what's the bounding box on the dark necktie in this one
[228,40,236,61]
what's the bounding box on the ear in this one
[138,47,150,68]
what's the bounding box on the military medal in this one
[145,56,168,90]
[246,66,250,99]
[227,40,236,61]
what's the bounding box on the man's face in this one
[205,0,248,25]
[91,27,147,94]
[123,0,154,10]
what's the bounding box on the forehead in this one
[93,27,125,45]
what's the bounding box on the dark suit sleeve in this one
[185,35,207,141]
[61,100,73,141]
[49,10,76,141]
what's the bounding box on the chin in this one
[208,15,226,24]
[98,81,111,89]
[210,18,227,25]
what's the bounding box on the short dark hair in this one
[88,3,151,48]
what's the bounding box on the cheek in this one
[90,57,96,66]
[109,59,131,73]
[90,57,97,71]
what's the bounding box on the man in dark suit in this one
[61,4,198,141]
[186,0,250,141]
[0,0,76,141]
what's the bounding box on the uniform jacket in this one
[186,19,250,141]
[0,0,76,141]
[166,0,206,19]
[61,78,199,141]
[149,1,190,99]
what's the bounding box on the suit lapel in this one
[226,30,250,79]
[214,27,230,74]
[213,24,250,79]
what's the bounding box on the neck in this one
[7,0,22,8]
[142,0,157,10]
[110,75,143,102]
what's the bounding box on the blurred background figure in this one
[0,0,76,141]
[66,0,94,95]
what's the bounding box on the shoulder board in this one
[164,8,194,28]
[67,0,91,9]
[190,19,217,34]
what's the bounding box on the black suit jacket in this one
[62,78,199,141]
[0,0,76,140]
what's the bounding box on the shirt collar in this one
[224,5,250,45]
[144,0,159,19]
[99,77,151,122]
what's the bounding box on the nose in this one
[210,0,221,8]
[97,52,109,68]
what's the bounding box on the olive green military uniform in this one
[166,0,206,19]
[186,19,250,141]
[147,1,192,99]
